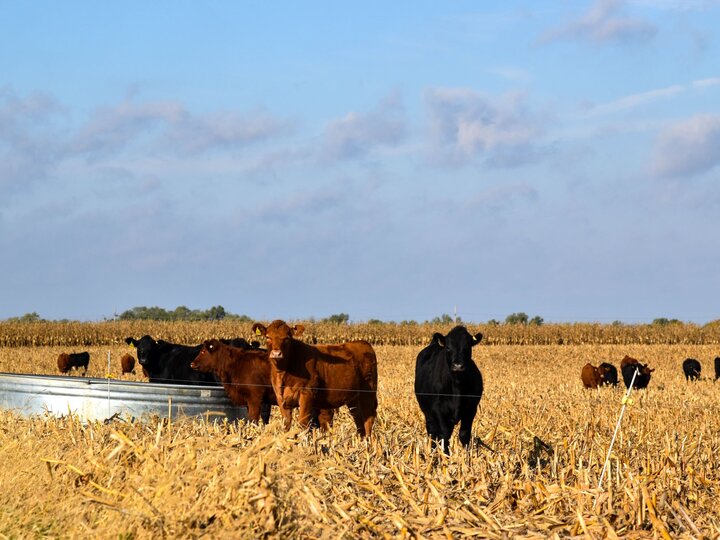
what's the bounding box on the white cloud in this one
[322,93,406,161]
[540,0,657,44]
[425,88,545,166]
[652,113,720,177]
[73,100,290,160]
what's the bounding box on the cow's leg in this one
[246,401,262,424]
[297,392,314,429]
[359,393,377,437]
[347,402,368,436]
[279,405,293,430]
[317,408,334,431]
[432,413,453,455]
[260,402,272,424]
[458,407,478,448]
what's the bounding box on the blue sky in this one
[1,1,719,323]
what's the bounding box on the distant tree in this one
[367,319,383,325]
[119,305,237,321]
[505,312,529,325]
[652,317,681,326]
[529,316,544,326]
[400,320,418,326]
[5,312,44,322]
[172,306,193,321]
[323,313,350,324]
[486,319,500,326]
[205,305,227,320]
[611,320,624,326]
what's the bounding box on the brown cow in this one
[581,362,617,389]
[120,353,136,374]
[191,339,334,426]
[191,340,278,423]
[252,320,378,436]
[57,352,90,374]
[581,363,603,388]
[620,355,654,389]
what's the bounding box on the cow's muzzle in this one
[269,350,283,359]
[451,363,466,372]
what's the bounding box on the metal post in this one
[598,367,639,491]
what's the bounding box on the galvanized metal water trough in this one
[0,372,248,423]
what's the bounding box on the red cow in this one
[581,363,603,389]
[191,340,278,423]
[120,353,136,374]
[252,320,378,436]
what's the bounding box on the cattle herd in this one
[53,322,720,451]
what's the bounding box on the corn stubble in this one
[0,327,719,537]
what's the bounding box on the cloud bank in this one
[653,113,720,177]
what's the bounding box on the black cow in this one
[220,337,261,349]
[124,335,218,387]
[715,357,720,381]
[414,326,484,454]
[682,358,701,381]
[57,352,90,374]
[620,355,654,389]
[599,362,619,386]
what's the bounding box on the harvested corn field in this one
[1,337,720,537]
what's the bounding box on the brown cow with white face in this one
[252,320,378,436]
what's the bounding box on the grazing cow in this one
[124,335,218,386]
[599,362,619,386]
[57,352,90,374]
[715,357,720,381]
[682,358,702,381]
[581,363,603,389]
[251,320,377,436]
[414,326,484,453]
[191,340,278,423]
[620,355,654,389]
[120,353,136,374]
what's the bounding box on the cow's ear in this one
[125,337,135,347]
[471,332,483,346]
[252,323,267,337]
[432,333,445,347]
[293,324,305,337]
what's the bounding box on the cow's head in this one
[125,335,160,371]
[434,326,482,373]
[252,320,304,369]
[190,340,219,373]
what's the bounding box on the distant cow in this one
[682,358,701,381]
[252,320,377,436]
[120,353,136,374]
[414,326,484,453]
[599,362,619,386]
[715,357,720,381]
[124,335,218,386]
[620,355,654,389]
[57,352,90,374]
[191,340,278,423]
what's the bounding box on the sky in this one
[1,1,719,324]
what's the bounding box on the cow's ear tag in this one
[130,343,135,348]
